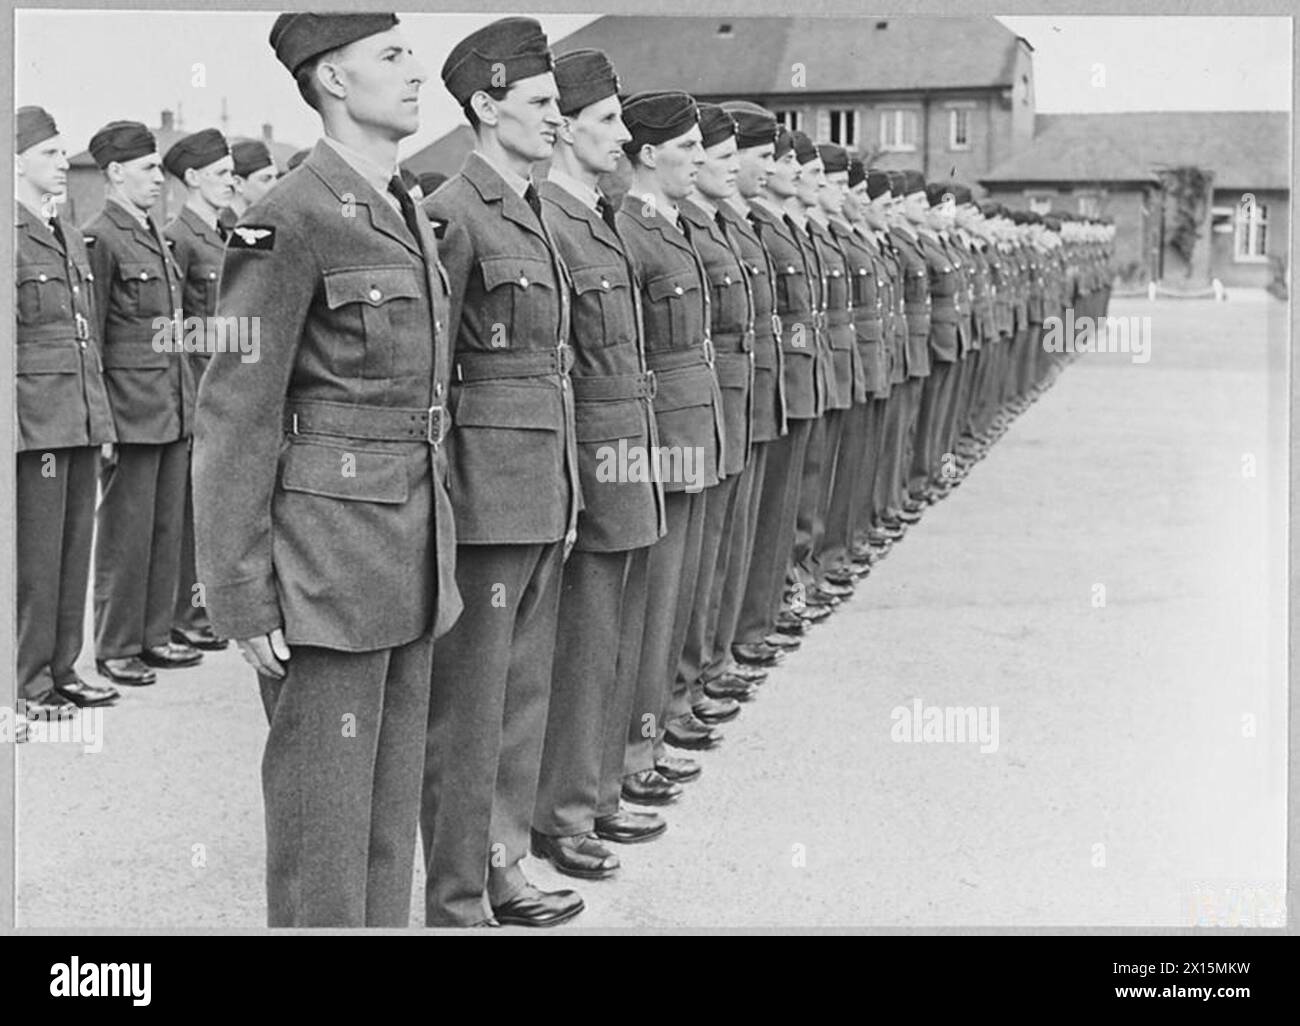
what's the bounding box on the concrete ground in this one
[16,294,1288,930]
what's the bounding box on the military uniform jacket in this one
[83,199,195,443]
[1024,243,1046,325]
[193,139,460,650]
[15,203,117,451]
[540,179,664,553]
[831,218,888,402]
[960,233,995,349]
[718,201,786,444]
[889,227,932,379]
[164,205,225,376]
[680,198,754,476]
[984,242,1014,340]
[806,216,858,411]
[424,152,579,544]
[617,194,725,493]
[1007,242,1031,334]
[748,201,830,420]
[917,231,966,363]
[877,231,909,387]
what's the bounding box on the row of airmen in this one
[14,12,1113,927]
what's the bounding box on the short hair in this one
[463,85,511,131]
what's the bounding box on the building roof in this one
[552,15,1028,96]
[981,111,1289,191]
[401,125,475,179]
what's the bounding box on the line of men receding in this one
[14,13,1114,928]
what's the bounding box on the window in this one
[716,23,733,37]
[1234,200,1268,261]
[948,108,970,150]
[774,109,801,133]
[1027,194,1055,215]
[828,109,857,147]
[879,109,917,152]
[1077,194,1100,218]
[1210,206,1234,233]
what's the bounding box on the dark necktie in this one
[47,215,67,252]
[596,194,618,235]
[387,174,425,250]
[524,183,543,222]
[216,221,229,243]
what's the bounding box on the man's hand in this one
[236,629,291,679]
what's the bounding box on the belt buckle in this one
[644,370,658,400]
[75,313,89,341]
[427,404,449,448]
[771,314,782,338]
[701,338,715,367]
[557,343,575,376]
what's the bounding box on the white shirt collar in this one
[475,147,532,198]
[323,136,399,195]
[547,166,601,212]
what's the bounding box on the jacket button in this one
[519,275,529,287]
[208,271,217,279]
[723,274,731,285]
[674,285,683,295]
[786,265,796,273]
[601,278,610,290]
[73,285,79,293]
[369,288,382,302]
[140,271,149,280]
[38,273,48,282]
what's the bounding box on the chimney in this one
[261,122,274,142]
[160,109,174,132]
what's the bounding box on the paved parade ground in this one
[16,294,1287,930]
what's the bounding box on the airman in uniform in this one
[193,11,459,927]
[14,106,120,720]
[162,128,234,653]
[418,15,583,929]
[83,119,201,686]
[530,48,670,882]
[227,139,280,220]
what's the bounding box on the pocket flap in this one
[574,400,648,443]
[102,343,173,369]
[324,266,422,309]
[280,441,409,504]
[17,343,80,374]
[18,264,66,286]
[480,255,554,292]
[646,272,699,302]
[652,368,715,412]
[569,264,630,295]
[117,260,162,283]
[453,385,562,430]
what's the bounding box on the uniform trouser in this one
[173,447,213,634]
[848,398,888,545]
[947,351,977,452]
[258,633,433,927]
[421,541,564,927]
[1014,325,1040,399]
[699,444,766,689]
[673,469,744,716]
[93,439,189,660]
[533,546,641,839]
[17,447,98,701]
[873,382,909,519]
[822,400,874,573]
[734,419,811,647]
[793,408,846,589]
[898,373,927,505]
[909,360,958,495]
[623,489,706,775]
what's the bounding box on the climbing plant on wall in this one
[1158,165,1213,277]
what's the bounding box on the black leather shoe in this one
[703,675,757,701]
[902,498,926,514]
[896,507,923,524]
[56,678,119,707]
[728,662,769,684]
[621,769,683,806]
[653,755,702,784]
[530,831,619,880]
[823,567,857,587]
[693,695,740,724]
[732,643,783,667]
[774,610,808,635]
[763,631,801,651]
[664,714,722,750]
[816,579,854,599]
[491,884,585,928]
[797,603,834,624]
[172,626,229,651]
[595,808,668,844]
[140,642,203,669]
[96,657,157,686]
[22,692,79,720]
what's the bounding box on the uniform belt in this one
[17,323,87,344]
[570,370,657,402]
[454,345,574,382]
[711,329,754,354]
[285,398,450,448]
[645,340,715,372]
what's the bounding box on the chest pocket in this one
[16,263,71,326]
[324,265,426,380]
[704,262,747,335]
[644,271,701,352]
[774,262,811,321]
[480,255,555,345]
[192,262,222,316]
[117,260,173,317]
[569,263,634,349]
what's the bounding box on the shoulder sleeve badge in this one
[229,225,276,250]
